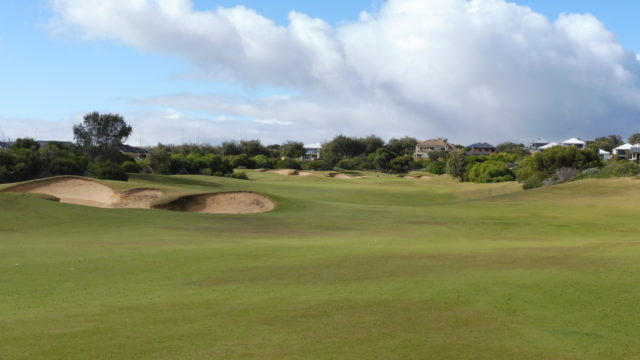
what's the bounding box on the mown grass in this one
[1,172,640,359]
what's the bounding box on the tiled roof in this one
[417,138,454,147]
[469,143,495,149]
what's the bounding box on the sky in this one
[0,0,639,146]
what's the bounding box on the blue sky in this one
[1,0,639,144]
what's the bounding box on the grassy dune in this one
[1,172,640,359]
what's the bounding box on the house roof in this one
[632,147,640,154]
[304,143,322,149]
[417,138,454,148]
[615,143,636,150]
[539,142,559,150]
[469,143,495,149]
[599,149,611,155]
[120,144,149,154]
[562,137,586,145]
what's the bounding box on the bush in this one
[49,157,87,176]
[336,157,361,170]
[389,155,414,173]
[426,161,446,175]
[552,167,580,183]
[226,172,249,180]
[522,174,545,190]
[121,160,141,173]
[276,158,302,170]
[466,161,515,183]
[302,160,327,171]
[89,161,128,181]
[598,162,640,178]
[228,154,256,169]
[251,155,276,169]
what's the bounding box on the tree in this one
[221,141,241,156]
[73,112,132,162]
[373,148,396,171]
[446,150,466,180]
[362,135,385,154]
[588,135,623,152]
[280,141,305,159]
[629,133,640,145]
[496,142,529,157]
[239,140,268,157]
[386,137,418,156]
[466,161,515,183]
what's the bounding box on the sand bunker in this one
[399,175,433,180]
[155,192,275,214]
[3,176,275,214]
[115,188,165,209]
[271,169,299,176]
[4,177,120,208]
[327,173,369,180]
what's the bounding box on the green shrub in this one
[522,174,545,190]
[251,155,276,169]
[228,154,256,169]
[466,161,515,183]
[336,157,361,170]
[302,160,327,171]
[226,172,249,180]
[426,161,446,175]
[598,162,640,178]
[89,161,128,181]
[276,158,302,170]
[121,160,141,173]
[49,157,87,176]
[389,156,414,173]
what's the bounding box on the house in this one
[120,144,149,155]
[414,138,455,158]
[538,142,559,151]
[302,143,322,161]
[0,141,10,150]
[466,143,496,156]
[530,139,551,150]
[561,138,586,149]
[599,149,612,161]
[631,147,640,163]
[613,143,639,160]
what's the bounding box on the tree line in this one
[1,112,639,188]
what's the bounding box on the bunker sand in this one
[154,192,275,214]
[2,177,275,214]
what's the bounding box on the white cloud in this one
[49,0,640,144]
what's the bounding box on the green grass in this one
[1,172,640,359]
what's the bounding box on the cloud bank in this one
[49,0,640,144]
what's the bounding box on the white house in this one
[613,143,639,160]
[599,149,612,161]
[302,143,322,161]
[561,138,586,149]
[631,147,640,163]
[538,142,559,151]
[530,139,551,150]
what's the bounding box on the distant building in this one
[538,142,559,151]
[466,143,496,156]
[613,143,638,160]
[302,143,322,161]
[0,141,10,150]
[414,138,455,158]
[530,139,551,150]
[630,147,640,163]
[599,149,612,161]
[561,138,586,149]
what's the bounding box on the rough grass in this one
[1,172,640,359]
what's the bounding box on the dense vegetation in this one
[2,113,639,188]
